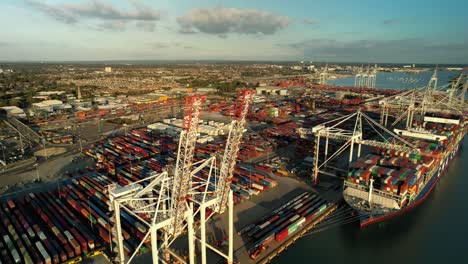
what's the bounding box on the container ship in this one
[343,88,467,227]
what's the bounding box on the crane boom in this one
[170,95,205,236]
[215,89,255,213]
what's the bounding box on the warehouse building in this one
[256,87,288,96]
[0,106,26,118]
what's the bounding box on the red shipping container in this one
[275,228,289,242]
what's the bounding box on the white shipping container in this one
[251,183,264,190]
[289,214,300,223]
[293,203,302,210]
[36,241,51,264]
[296,217,306,227]
[259,221,270,229]
[248,189,260,195]
[384,176,392,184]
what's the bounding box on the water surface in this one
[327,69,460,90]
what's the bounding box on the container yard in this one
[0,132,388,264]
[0,87,350,263]
[0,1,466,257]
[242,192,334,260]
[0,81,374,263]
[0,68,464,264]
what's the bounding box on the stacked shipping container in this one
[86,128,279,205]
[241,192,330,260]
[346,122,461,203]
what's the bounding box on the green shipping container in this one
[288,223,298,233]
[319,204,327,213]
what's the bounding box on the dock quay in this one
[256,203,339,264]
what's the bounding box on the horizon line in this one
[0,59,466,66]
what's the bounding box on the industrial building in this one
[0,106,26,118]
[256,87,288,96]
[31,99,65,112]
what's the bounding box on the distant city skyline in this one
[1,0,467,64]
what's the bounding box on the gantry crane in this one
[170,95,205,237]
[379,70,467,128]
[109,95,215,264]
[202,89,255,264]
[319,64,328,85]
[303,109,420,185]
[308,69,467,185]
[189,89,255,264]
[108,91,254,264]
[215,89,255,214]
[355,65,377,88]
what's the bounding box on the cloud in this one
[97,20,127,31]
[382,19,398,25]
[176,7,289,35]
[149,42,197,51]
[152,43,170,49]
[25,0,77,24]
[25,0,161,30]
[179,27,197,34]
[150,42,184,49]
[136,21,156,32]
[301,19,316,25]
[277,39,468,63]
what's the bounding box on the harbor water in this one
[274,70,467,263]
[327,69,461,90]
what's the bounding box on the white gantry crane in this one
[305,109,420,185]
[368,67,377,88]
[354,67,363,87]
[355,65,377,88]
[379,70,467,128]
[319,64,328,85]
[309,69,467,186]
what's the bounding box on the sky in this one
[0,0,467,64]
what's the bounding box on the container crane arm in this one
[169,95,205,236]
[215,89,255,213]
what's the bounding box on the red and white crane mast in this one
[215,89,255,213]
[170,95,205,236]
[109,94,207,264]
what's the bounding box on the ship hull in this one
[358,141,461,228]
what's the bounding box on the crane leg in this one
[324,137,329,169]
[114,201,125,264]
[187,203,195,264]
[228,190,234,264]
[313,134,320,185]
[200,204,207,264]
[151,226,158,264]
[349,139,354,162]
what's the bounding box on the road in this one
[0,153,94,194]
[0,106,180,194]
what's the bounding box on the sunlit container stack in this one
[238,192,330,260]
[0,121,287,263]
[0,182,109,264]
